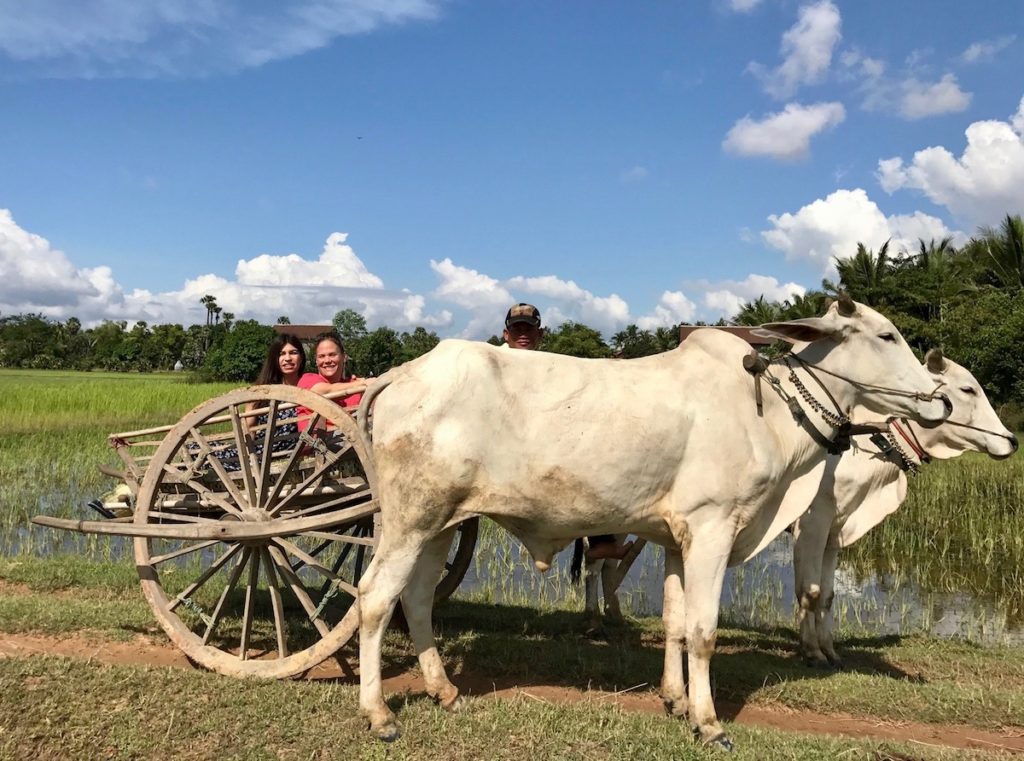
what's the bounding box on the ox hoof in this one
[802,653,833,670]
[583,624,607,640]
[825,653,844,669]
[441,694,466,713]
[371,722,401,743]
[707,733,735,752]
[662,698,687,718]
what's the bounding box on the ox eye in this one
[960,386,978,396]
[878,332,896,342]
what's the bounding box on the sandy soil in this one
[1,630,1021,754]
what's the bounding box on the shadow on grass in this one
[338,598,922,717]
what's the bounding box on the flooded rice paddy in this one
[2,369,1022,646]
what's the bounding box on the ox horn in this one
[836,293,857,317]
[925,347,947,374]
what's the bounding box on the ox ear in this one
[836,293,857,317]
[753,317,836,344]
[925,348,948,374]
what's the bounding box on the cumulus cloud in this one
[0,0,442,78]
[725,0,762,12]
[761,188,963,273]
[747,0,841,99]
[636,291,697,330]
[723,102,845,160]
[698,274,806,320]
[877,97,1024,227]
[0,208,449,329]
[620,165,649,182]
[960,35,1016,64]
[899,74,971,119]
[505,274,630,335]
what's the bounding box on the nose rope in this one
[787,354,947,402]
[928,417,1018,442]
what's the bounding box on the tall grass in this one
[0,369,236,555]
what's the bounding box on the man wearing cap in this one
[502,303,632,561]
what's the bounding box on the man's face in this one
[503,322,543,351]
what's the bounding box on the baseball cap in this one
[505,303,541,328]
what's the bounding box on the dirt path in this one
[1,631,1022,755]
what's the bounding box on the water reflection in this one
[459,527,1024,646]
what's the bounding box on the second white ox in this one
[356,297,950,750]
[792,351,1018,666]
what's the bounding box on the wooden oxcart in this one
[31,385,478,679]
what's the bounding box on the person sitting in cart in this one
[295,330,367,430]
[502,303,633,562]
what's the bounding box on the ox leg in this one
[660,550,687,719]
[358,531,429,742]
[683,531,732,750]
[400,527,462,709]
[818,539,842,666]
[792,503,832,667]
[583,556,605,635]
[601,557,623,624]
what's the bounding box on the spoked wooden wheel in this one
[133,385,378,679]
[434,517,479,603]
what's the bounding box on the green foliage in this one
[540,321,611,358]
[352,326,403,377]
[611,325,659,358]
[332,308,368,348]
[399,326,440,363]
[199,320,275,382]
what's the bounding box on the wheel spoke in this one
[230,405,259,510]
[203,547,251,645]
[160,462,245,518]
[260,547,289,659]
[273,537,358,597]
[268,545,331,638]
[267,439,353,518]
[239,549,261,660]
[167,544,242,613]
[256,399,279,506]
[261,412,323,511]
[150,539,221,566]
[187,427,251,511]
[278,487,373,521]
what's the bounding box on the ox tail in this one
[355,368,401,442]
[570,538,585,584]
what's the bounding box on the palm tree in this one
[973,214,1024,290]
[733,296,785,326]
[782,291,827,319]
[826,241,892,305]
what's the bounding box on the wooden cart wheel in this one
[133,385,377,679]
[433,517,479,603]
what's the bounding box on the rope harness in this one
[743,351,943,457]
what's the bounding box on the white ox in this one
[792,351,1018,666]
[356,298,950,750]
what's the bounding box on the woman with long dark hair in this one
[255,332,306,386]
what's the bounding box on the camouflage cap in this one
[505,303,541,328]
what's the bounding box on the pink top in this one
[296,372,364,430]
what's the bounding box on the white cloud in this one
[960,35,1016,64]
[899,74,971,120]
[747,0,841,99]
[723,101,845,160]
[0,208,448,329]
[761,188,963,273]
[620,165,649,182]
[699,275,806,320]
[505,274,630,335]
[877,97,1024,227]
[725,0,762,12]
[0,0,442,78]
[636,291,697,330]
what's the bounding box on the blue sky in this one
[1,0,1022,338]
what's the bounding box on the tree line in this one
[2,214,1021,410]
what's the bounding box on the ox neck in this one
[875,418,930,474]
[759,353,856,456]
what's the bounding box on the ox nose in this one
[919,393,953,428]
[1011,434,1020,453]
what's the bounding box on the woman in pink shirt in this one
[296,332,365,428]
